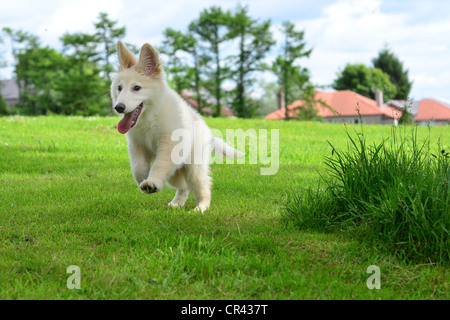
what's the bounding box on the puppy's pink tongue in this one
[118,113,133,134]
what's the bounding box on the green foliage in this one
[190,6,233,117]
[94,12,127,82]
[0,34,6,68]
[0,36,8,112]
[268,21,312,119]
[3,10,314,119]
[294,85,325,121]
[3,28,46,114]
[333,63,397,101]
[4,10,415,120]
[3,13,123,116]
[372,47,413,100]
[161,28,199,94]
[2,27,40,62]
[253,79,278,116]
[285,126,450,265]
[57,32,110,115]
[161,27,209,115]
[398,102,415,125]
[228,5,275,118]
[163,5,276,119]
[15,47,65,114]
[0,94,8,115]
[55,65,110,116]
[13,39,110,116]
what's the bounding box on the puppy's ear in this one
[117,41,136,70]
[137,43,162,76]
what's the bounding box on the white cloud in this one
[286,0,450,99]
[40,0,123,49]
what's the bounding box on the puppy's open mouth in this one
[117,103,143,134]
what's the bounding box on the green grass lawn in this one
[0,116,448,299]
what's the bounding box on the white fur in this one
[111,42,244,213]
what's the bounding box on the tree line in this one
[0,12,130,116]
[0,6,412,119]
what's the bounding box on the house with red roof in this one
[266,89,450,125]
[181,91,236,118]
[265,90,401,125]
[387,99,450,125]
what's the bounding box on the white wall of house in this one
[417,120,449,126]
[323,115,396,125]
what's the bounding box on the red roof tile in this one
[265,90,401,120]
[415,99,450,121]
[181,91,235,117]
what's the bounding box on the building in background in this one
[266,90,401,125]
[387,99,450,126]
[0,79,19,109]
[266,89,450,125]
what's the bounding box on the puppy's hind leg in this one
[167,168,189,208]
[186,164,211,213]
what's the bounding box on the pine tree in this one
[190,6,232,117]
[0,94,8,115]
[269,22,312,120]
[94,12,126,82]
[58,32,109,115]
[227,5,275,118]
[2,28,40,111]
[372,47,412,100]
[15,46,66,114]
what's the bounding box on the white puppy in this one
[110,41,244,212]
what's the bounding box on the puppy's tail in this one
[212,137,245,158]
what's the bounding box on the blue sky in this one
[1,0,449,102]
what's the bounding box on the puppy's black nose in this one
[115,103,126,113]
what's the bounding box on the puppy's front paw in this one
[139,180,162,194]
[193,205,209,214]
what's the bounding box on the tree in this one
[294,85,326,121]
[190,6,232,117]
[15,46,66,114]
[0,35,8,115]
[60,32,100,69]
[161,27,208,113]
[333,63,397,102]
[372,47,412,100]
[0,94,8,115]
[161,28,196,94]
[252,79,277,116]
[57,32,110,115]
[269,21,312,120]
[2,28,41,109]
[94,12,126,82]
[0,34,6,69]
[398,101,415,125]
[2,28,40,63]
[227,5,275,118]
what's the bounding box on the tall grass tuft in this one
[285,125,449,265]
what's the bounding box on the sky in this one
[1,0,450,103]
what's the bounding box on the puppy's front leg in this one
[139,139,179,194]
[129,142,152,185]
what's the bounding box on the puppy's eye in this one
[133,85,141,91]
[118,85,122,92]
